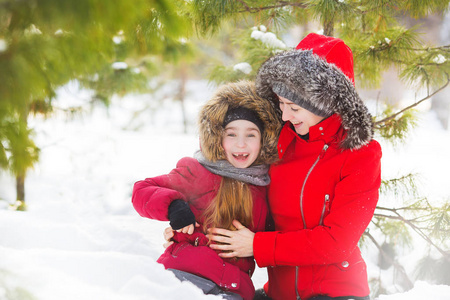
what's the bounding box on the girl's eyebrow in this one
[247,128,260,132]
[224,127,259,132]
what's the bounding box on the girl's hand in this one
[207,220,255,258]
[176,222,200,235]
[163,226,174,248]
[163,222,200,248]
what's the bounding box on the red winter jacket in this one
[253,115,382,300]
[132,157,269,300]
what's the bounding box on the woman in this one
[207,33,382,300]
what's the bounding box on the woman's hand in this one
[207,220,255,258]
[162,222,200,248]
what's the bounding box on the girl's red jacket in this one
[132,157,269,300]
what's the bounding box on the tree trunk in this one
[16,174,25,201]
[323,17,334,37]
[16,174,26,210]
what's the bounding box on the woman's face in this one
[222,120,262,169]
[278,96,325,135]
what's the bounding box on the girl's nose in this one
[237,136,246,147]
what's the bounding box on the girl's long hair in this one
[202,176,253,232]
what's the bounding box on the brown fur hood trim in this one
[198,80,282,165]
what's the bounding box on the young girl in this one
[131,81,281,300]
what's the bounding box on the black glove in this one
[168,200,196,230]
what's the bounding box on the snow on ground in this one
[0,80,449,300]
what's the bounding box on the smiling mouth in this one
[232,153,249,160]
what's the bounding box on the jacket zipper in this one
[296,144,329,300]
[295,266,301,300]
[300,144,329,229]
[319,194,330,225]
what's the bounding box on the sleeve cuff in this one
[253,231,278,267]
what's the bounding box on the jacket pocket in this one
[331,249,365,272]
[170,242,190,257]
[334,257,364,271]
[319,252,367,294]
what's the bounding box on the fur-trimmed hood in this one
[256,41,374,150]
[198,80,282,165]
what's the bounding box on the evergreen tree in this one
[0,0,189,208]
[183,0,450,297]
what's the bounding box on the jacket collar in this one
[277,114,343,159]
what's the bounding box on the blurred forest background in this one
[1,1,449,298]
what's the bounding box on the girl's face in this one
[222,120,262,169]
[278,96,325,135]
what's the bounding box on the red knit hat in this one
[296,33,355,85]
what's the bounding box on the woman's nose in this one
[282,108,291,122]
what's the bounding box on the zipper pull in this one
[319,194,331,226]
[320,144,329,159]
[325,194,330,210]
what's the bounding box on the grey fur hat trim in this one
[256,50,374,150]
[272,82,330,117]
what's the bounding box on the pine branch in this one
[236,1,307,13]
[373,213,425,223]
[236,0,252,12]
[374,206,450,260]
[376,205,430,212]
[380,173,419,196]
[374,73,450,127]
[364,230,414,290]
